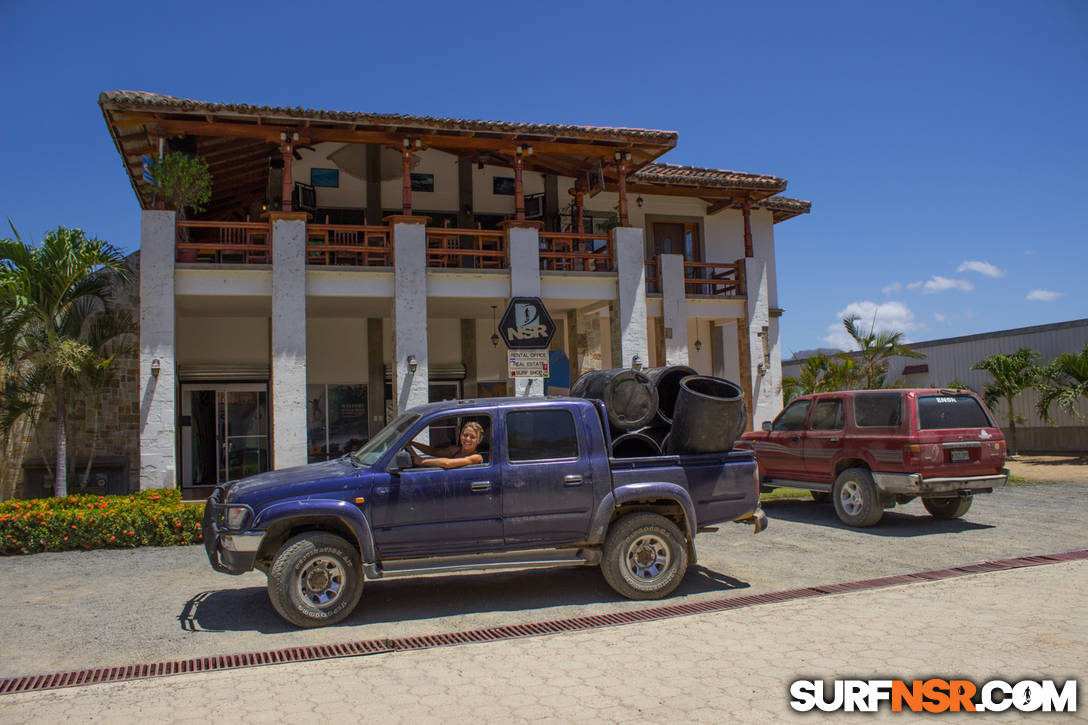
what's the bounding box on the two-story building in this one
[92,90,809,496]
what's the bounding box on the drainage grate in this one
[2,548,1084,696]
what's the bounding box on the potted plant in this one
[146,151,213,262]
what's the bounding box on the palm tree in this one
[782,353,859,401]
[972,348,1040,456]
[0,226,131,497]
[841,314,924,389]
[1034,343,1088,423]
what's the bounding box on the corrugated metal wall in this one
[783,319,1088,452]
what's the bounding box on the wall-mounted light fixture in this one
[636,196,644,208]
[632,354,642,371]
[694,339,703,352]
[407,355,418,373]
[150,358,161,377]
[490,305,500,347]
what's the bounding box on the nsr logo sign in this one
[498,297,556,349]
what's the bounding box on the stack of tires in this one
[570,365,748,458]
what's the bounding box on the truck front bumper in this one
[203,491,264,575]
[872,468,1010,497]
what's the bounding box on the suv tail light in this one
[904,443,941,466]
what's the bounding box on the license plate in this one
[950,449,969,463]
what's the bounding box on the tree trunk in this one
[81,400,101,488]
[1006,395,1018,457]
[53,376,67,497]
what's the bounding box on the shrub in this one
[0,489,204,555]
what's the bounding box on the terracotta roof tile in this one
[98,91,679,145]
[633,162,786,191]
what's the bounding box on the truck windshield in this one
[917,395,992,429]
[352,414,420,467]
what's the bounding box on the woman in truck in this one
[408,421,485,469]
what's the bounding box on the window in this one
[412,413,492,464]
[506,409,579,461]
[810,399,844,431]
[307,384,368,463]
[772,400,811,432]
[917,395,992,430]
[854,393,903,428]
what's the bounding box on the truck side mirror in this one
[761,421,772,432]
[389,449,413,472]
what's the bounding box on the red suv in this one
[737,389,1009,527]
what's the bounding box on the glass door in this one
[181,383,269,487]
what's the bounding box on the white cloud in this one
[907,281,923,290]
[824,301,920,349]
[922,276,974,294]
[1026,289,1063,302]
[935,312,948,323]
[882,282,902,295]
[957,260,1004,278]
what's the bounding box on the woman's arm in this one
[416,453,483,469]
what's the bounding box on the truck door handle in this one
[829,437,840,444]
[563,475,583,486]
[470,481,492,492]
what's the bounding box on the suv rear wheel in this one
[923,496,972,519]
[601,513,688,600]
[832,468,883,527]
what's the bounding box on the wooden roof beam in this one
[704,198,735,215]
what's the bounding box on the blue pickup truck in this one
[204,396,766,627]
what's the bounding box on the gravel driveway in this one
[1,481,1085,678]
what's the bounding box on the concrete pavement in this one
[2,559,1084,724]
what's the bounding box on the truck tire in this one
[832,468,883,527]
[267,533,363,628]
[923,496,972,519]
[601,513,688,600]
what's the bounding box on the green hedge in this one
[0,489,204,555]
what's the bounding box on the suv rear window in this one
[917,394,992,429]
[853,393,902,428]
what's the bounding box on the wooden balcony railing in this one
[176,221,271,264]
[645,259,660,293]
[645,258,744,297]
[684,261,743,296]
[307,225,391,266]
[425,227,506,269]
[539,232,612,271]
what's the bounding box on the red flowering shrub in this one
[0,490,203,555]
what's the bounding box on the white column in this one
[507,224,544,397]
[393,219,429,413]
[744,257,780,429]
[139,210,177,489]
[659,253,689,366]
[271,216,308,469]
[610,227,649,369]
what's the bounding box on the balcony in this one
[175,221,271,264]
[645,259,744,297]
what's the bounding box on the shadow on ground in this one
[179,563,750,634]
[762,499,995,536]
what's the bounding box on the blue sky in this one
[2,0,1085,354]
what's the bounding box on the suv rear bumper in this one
[872,468,1010,497]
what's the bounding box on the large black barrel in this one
[571,368,659,432]
[644,365,697,425]
[667,375,748,454]
[611,430,662,458]
[634,425,670,448]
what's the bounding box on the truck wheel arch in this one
[593,484,698,561]
[833,457,870,479]
[253,504,376,573]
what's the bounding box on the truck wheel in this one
[811,491,831,503]
[601,513,688,600]
[923,496,972,519]
[832,468,883,527]
[267,533,363,628]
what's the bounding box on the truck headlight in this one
[225,506,250,529]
